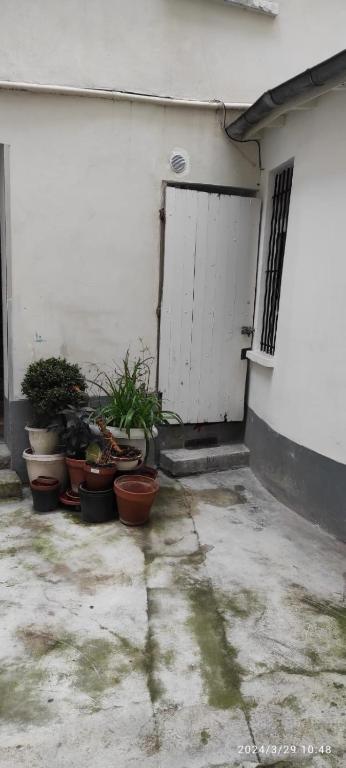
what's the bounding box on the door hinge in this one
[159,207,166,222]
[156,305,161,318]
[241,326,255,337]
[241,348,251,360]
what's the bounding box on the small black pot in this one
[31,480,60,513]
[79,482,118,524]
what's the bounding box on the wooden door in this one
[158,187,260,423]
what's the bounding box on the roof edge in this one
[226,49,346,141]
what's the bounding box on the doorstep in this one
[159,443,250,477]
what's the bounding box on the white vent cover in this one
[170,149,189,175]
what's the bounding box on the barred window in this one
[260,165,293,355]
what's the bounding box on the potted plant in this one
[84,418,141,491]
[92,349,181,459]
[22,357,88,455]
[60,406,94,494]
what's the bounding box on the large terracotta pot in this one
[84,463,117,491]
[66,457,86,494]
[114,475,159,526]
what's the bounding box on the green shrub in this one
[21,357,87,427]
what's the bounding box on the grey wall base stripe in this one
[245,408,346,542]
[5,398,32,481]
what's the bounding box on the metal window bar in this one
[260,165,293,355]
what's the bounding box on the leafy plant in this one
[60,406,94,459]
[85,418,140,466]
[92,350,182,438]
[21,357,87,427]
[85,442,104,465]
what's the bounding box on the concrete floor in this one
[0,468,345,768]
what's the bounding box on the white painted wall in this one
[0,0,346,103]
[248,91,346,464]
[0,91,258,400]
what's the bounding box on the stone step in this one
[0,469,22,499]
[159,443,250,477]
[0,442,11,469]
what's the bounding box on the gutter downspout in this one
[0,79,250,112]
[226,48,346,140]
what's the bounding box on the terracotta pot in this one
[114,474,159,526]
[84,462,117,491]
[31,476,60,489]
[66,457,86,494]
[79,482,117,524]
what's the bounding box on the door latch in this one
[241,326,255,337]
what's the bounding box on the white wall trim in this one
[0,80,250,112]
[224,0,279,16]
[246,350,276,368]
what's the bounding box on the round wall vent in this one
[170,149,189,175]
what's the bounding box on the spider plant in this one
[91,350,182,439]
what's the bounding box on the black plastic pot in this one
[30,478,60,513]
[79,482,118,524]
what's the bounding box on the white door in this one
[158,186,260,424]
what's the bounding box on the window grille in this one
[260,164,293,355]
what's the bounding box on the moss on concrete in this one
[32,535,60,562]
[186,579,245,710]
[162,648,175,667]
[190,487,246,508]
[200,728,211,745]
[0,546,17,558]
[278,665,319,678]
[75,638,121,696]
[144,591,165,705]
[148,487,190,535]
[62,510,84,525]
[149,484,245,536]
[0,664,50,724]
[300,595,346,658]
[144,641,165,704]
[18,627,73,657]
[17,623,148,704]
[218,587,263,619]
[143,487,258,711]
[305,648,320,666]
[281,694,301,714]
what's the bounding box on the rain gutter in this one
[226,49,346,140]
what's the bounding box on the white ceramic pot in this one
[108,427,158,458]
[114,456,141,472]
[23,448,67,487]
[25,426,59,455]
